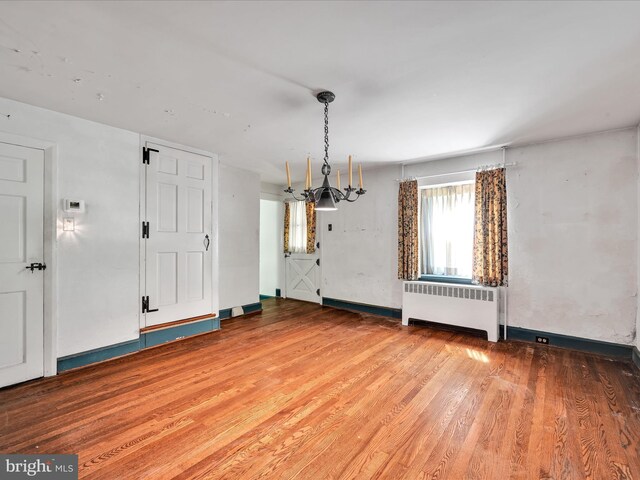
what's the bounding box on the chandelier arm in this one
[340,187,356,200]
[329,187,346,201]
[283,187,310,202]
[340,187,366,202]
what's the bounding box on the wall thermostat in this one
[63,199,85,213]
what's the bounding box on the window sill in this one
[419,275,473,285]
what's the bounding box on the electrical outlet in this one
[328,224,332,231]
[536,336,549,345]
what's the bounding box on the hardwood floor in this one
[1,298,640,479]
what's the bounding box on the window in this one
[420,181,475,281]
[288,200,307,253]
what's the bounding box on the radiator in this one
[402,281,499,342]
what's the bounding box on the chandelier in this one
[284,91,366,211]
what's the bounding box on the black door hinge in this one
[316,289,320,296]
[316,258,320,266]
[142,296,159,314]
[142,221,149,239]
[142,147,159,165]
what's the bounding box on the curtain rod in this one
[396,161,517,182]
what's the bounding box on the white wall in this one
[506,129,636,344]
[0,97,140,357]
[0,96,259,360]
[219,164,260,309]
[260,199,280,296]
[319,164,402,307]
[260,181,286,200]
[1,94,637,356]
[321,128,638,345]
[261,182,285,295]
[637,124,640,351]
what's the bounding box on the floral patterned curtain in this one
[284,201,315,254]
[397,180,419,280]
[472,168,508,286]
[283,201,290,253]
[306,202,316,254]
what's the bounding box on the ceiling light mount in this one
[284,91,365,211]
[316,91,335,104]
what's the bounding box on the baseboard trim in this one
[142,318,220,349]
[245,302,263,313]
[57,339,141,372]
[56,301,638,372]
[259,294,273,300]
[633,347,640,370]
[57,317,221,372]
[505,326,632,358]
[219,301,263,319]
[322,297,402,319]
[322,297,634,359]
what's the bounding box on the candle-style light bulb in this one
[286,161,291,188]
[358,164,363,189]
[336,169,341,190]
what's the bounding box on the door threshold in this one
[141,313,217,334]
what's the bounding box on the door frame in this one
[282,199,322,305]
[0,131,59,377]
[138,135,219,330]
[260,191,286,299]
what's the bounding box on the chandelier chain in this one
[324,101,329,166]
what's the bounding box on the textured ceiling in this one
[1,1,639,183]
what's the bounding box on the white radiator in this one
[402,281,499,342]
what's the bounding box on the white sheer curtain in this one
[420,183,475,277]
[288,200,307,253]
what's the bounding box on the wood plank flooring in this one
[1,298,640,479]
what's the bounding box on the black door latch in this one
[25,263,46,273]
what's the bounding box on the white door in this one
[0,142,44,387]
[285,252,320,303]
[142,142,212,327]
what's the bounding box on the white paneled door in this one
[142,143,213,327]
[285,252,320,303]
[0,142,44,388]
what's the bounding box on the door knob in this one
[26,262,46,273]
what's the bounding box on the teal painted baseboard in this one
[322,297,402,319]
[142,318,220,349]
[323,297,634,359]
[504,326,632,358]
[57,317,221,372]
[57,339,141,372]
[219,301,263,319]
[58,299,638,373]
[245,302,263,313]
